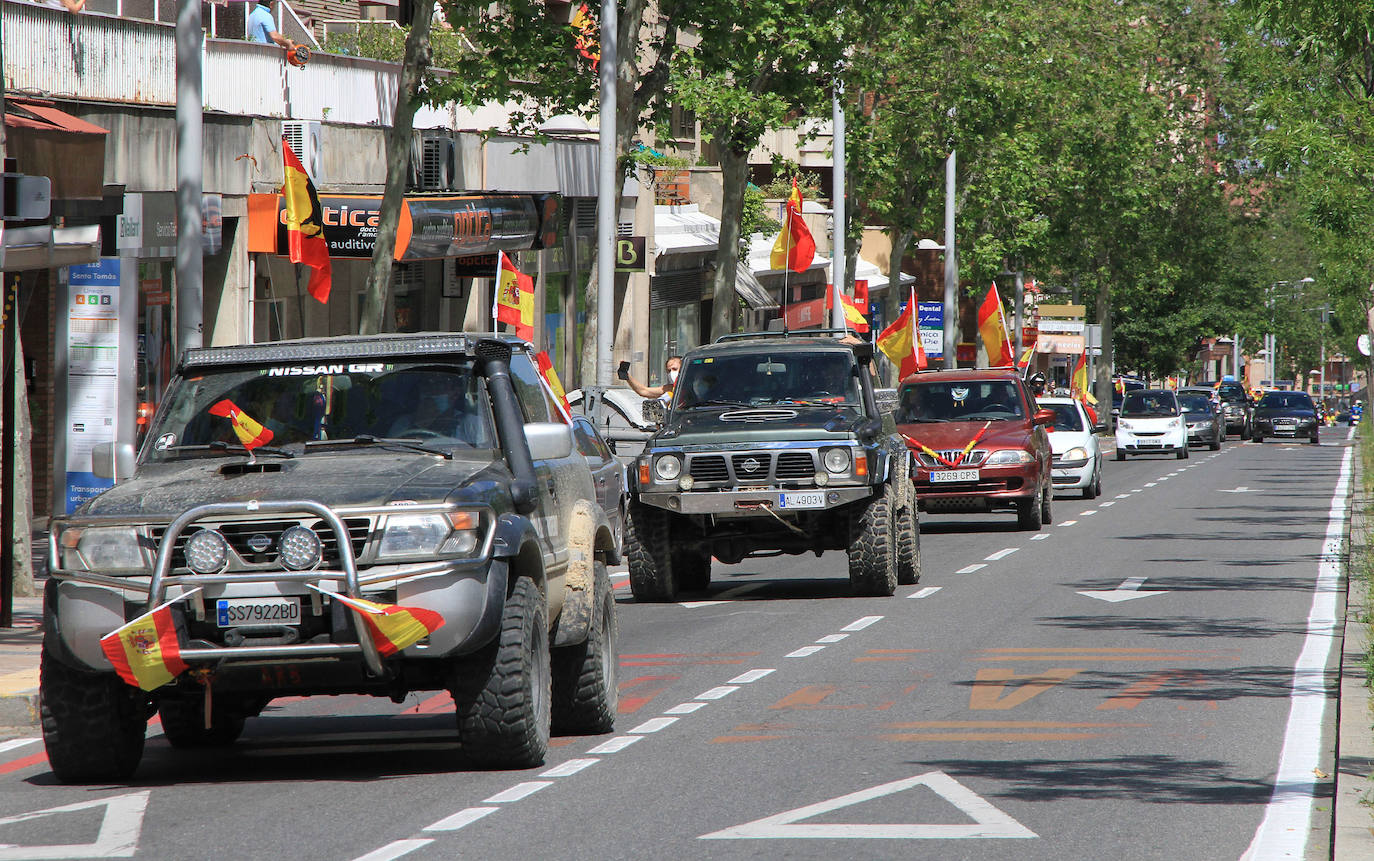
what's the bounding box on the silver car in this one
[572,415,627,550]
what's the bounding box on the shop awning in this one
[735,262,779,310]
[0,224,101,271]
[1035,333,1086,355]
[654,204,720,257]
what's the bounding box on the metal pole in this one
[1013,271,1024,363]
[942,150,957,368]
[595,0,617,388]
[175,0,203,354]
[831,81,846,330]
[1,277,14,627]
[1232,333,1240,382]
[1320,307,1327,402]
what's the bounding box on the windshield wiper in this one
[161,442,295,459]
[303,435,454,459]
[907,417,950,423]
[683,399,753,409]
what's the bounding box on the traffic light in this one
[1,172,51,221]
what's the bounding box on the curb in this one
[0,694,38,729]
[1335,449,1374,860]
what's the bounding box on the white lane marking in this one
[985,548,1018,561]
[955,564,986,574]
[728,668,776,684]
[680,583,765,608]
[1060,520,1078,527]
[1029,534,1050,541]
[0,738,39,754]
[1144,482,1157,487]
[1130,489,1143,493]
[484,782,553,803]
[1099,501,1115,508]
[1080,510,1097,516]
[1115,493,1130,499]
[842,615,884,632]
[696,686,739,700]
[786,646,826,658]
[629,716,679,734]
[0,792,150,860]
[541,758,599,778]
[909,587,942,599]
[351,840,434,861]
[587,736,643,754]
[424,807,499,832]
[816,634,849,644]
[1218,486,1258,493]
[1243,442,1352,858]
[700,771,1036,840]
[1077,576,1169,603]
[664,701,708,715]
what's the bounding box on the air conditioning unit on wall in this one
[417,132,456,191]
[282,120,323,182]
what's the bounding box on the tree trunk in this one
[578,253,600,388]
[11,332,33,598]
[357,2,435,335]
[709,146,750,342]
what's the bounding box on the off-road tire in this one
[451,576,550,768]
[895,500,920,586]
[676,553,712,592]
[157,697,247,748]
[625,500,677,602]
[847,486,897,597]
[39,648,148,784]
[552,562,618,735]
[1017,485,1044,531]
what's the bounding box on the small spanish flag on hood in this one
[100,594,195,691]
[318,588,444,657]
[209,399,274,450]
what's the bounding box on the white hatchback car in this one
[1115,389,1188,460]
[1039,397,1103,499]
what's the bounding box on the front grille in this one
[917,449,988,467]
[688,455,729,482]
[151,517,372,569]
[732,453,773,480]
[775,451,816,478]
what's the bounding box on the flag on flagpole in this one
[770,180,816,273]
[493,251,535,341]
[319,589,445,657]
[208,399,274,450]
[876,288,927,379]
[535,350,572,421]
[1071,353,1098,423]
[282,137,332,303]
[100,593,198,691]
[829,290,869,333]
[977,282,1015,368]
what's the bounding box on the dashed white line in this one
[1081,510,1097,516]
[1145,482,1157,487]
[1130,489,1143,493]
[1115,493,1130,499]
[985,547,1019,561]
[1100,501,1115,507]
[816,634,849,644]
[842,615,884,632]
[1060,520,1078,527]
[695,685,740,700]
[727,668,776,684]
[955,564,987,574]
[484,782,553,803]
[663,701,708,715]
[628,716,679,734]
[786,645,826,658]
[587,736,643,754]
[0,739,39,754]
[352,839,434,861]
[424,807,499,832]
[1029,534,1050,541]
[909,587,942,599]
[540,758,600,778]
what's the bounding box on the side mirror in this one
[525,422,574,461]
[92,442,137,481]
[1033,408,1056,427]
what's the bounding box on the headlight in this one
[379,511,483,561]
[821,447,851,473]
[60,526,146,571]
[1118,420,1133,431]
[654,454,682,482]
[986,449,1034,465]
[184,529,230,574]
[1063,446,1088,461]
[278,525,323,571]
[1166,419,1181,429]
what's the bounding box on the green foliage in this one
[741,185,781,239]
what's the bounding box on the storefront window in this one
[649,303,698,388]
[136,261,174,450]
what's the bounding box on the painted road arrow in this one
[0,791,149,859]
[1077,576,1169,603]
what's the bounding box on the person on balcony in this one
[249,0,298,53]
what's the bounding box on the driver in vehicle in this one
[389,387,472,441]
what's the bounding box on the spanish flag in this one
[977,282,1014,368]
[837,291,869,333]
[876,287,927,379]
[770,179,816,273]
[100,596,192,691]
[323,590,444,657]
[209,399,274,450]
[535,350,572,421]
[282,137,332,304]
[493,251,535,341]
[1071,353,1098,423]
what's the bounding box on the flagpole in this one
[492,252,501,333]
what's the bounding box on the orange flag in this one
[493,251,535,341]
[282,136,332,303]
[100,596,192,691]
[323,590,444,657]
[876,288,927,379]
[977,282,1014,368]
[770,180,816,273]
[209,399,274,450]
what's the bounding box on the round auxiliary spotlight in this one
[278,525,323,571]
[184,529,230,574]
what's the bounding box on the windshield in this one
[1258,392,1314,410]
[674,351,861,409]
[898,380,1026,423]
[1120,391,1179,417]
[144,360,496,461]
[1043,403,1084,432]
[1178,394,1212,414]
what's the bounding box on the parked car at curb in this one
[572,415,627,551]
[1251,390,1320,444]
[1038,397,1103,499]
[1176,390,1224,450]
[1115,389,1188,459]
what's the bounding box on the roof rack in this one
[714,328,851,343]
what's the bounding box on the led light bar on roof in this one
[180,333,520,369]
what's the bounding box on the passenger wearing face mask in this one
[625,356,683,404]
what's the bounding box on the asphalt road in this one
[0,431,1354,860]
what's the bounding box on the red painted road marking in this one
[617,675,679,715]
[410,693,453,715]
[968,668,1083,710]
[1097,670,1206,710]
[620,652,759,667]
[0,752,46,775]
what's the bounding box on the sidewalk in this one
[1335,467,1374,860]
[0,535,47,733]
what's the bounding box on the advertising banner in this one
[65,258,121,513]
[917,301,944,359]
